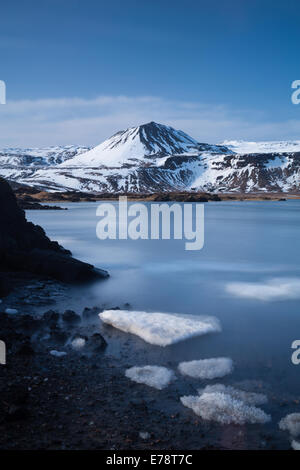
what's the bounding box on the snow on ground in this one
[125,365,174,390]
[99,310,221,347]
[197,384,267,406]
[180,391,271,425]
[0,145,90,166]
[178,358,233,379]
[226,278,300,301]
[279,413,300,437]
[222,139,300,154]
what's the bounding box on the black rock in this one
[17,341,35,356]
[5,404,29,421]
[82,307,100,320]
[62,310,81,325]
[0,177,109,287]
[43,310,60,326]
[87,333,107,352]
[50,328,68,344]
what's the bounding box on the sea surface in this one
[27,200,300,447]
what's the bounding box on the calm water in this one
[27,200,300,439]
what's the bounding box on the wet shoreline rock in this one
[0,177,108,295]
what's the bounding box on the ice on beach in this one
[5,308,18,314]
[71,337,86,350]
[291,440,300,450]
[139,432,150,440]
[50,350,67,357]
[178,358,233,380]
[99,310,221,347]
[226,278,300,301]
[180,392,271,425]
[198,384,268,406]
[125,365,174,390]
[279,413,300,437]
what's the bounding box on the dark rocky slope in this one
[0,177,108,294]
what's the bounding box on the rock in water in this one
[0,177,109,288]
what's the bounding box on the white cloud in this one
[0,95,300,147]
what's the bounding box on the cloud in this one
[226,278,300,301]
[0,94,300,147]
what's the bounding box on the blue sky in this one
[1,0,300,146]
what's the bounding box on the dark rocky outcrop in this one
[0,177,108,292]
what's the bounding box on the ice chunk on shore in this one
[50,350,67,357]
[71,337,86,350]
[180,392,271,425]
[125,365,174,390]
[226,278,300,301]
[291,440,300,450]
[178,358,233,379]
[5,308,18,314]
[99,310,221,347]
[279,413,300,437]
[198,384,267,405]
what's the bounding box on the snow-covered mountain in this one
[222,140,300,154]
[0,123,299,193]
[60,121,228,168]
[0,145,90,167]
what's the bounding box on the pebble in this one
[50,350,67,358]
[5,308,18,314]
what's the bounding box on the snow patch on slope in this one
[0,145,90,167]
[222,140,300,154]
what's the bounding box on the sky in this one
[1,0,300,147]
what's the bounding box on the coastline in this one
[11,183,300,207]
[1,181,299,450]
[0,284,287,450]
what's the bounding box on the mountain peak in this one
[61,122,199,168]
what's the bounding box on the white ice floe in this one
[180,392,271,425]
[178,358,233,380]
[71,337,86,350]
[99,310,221,347]
[198,384,268,405]
[226,278,300,301]
[279,413,300,437]
[50,350,67,357]
[198,384,268,406]
[291,440,300,450]
[125,365,174,390]
[5,308,18,314]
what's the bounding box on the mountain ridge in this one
[0,122,299,193]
